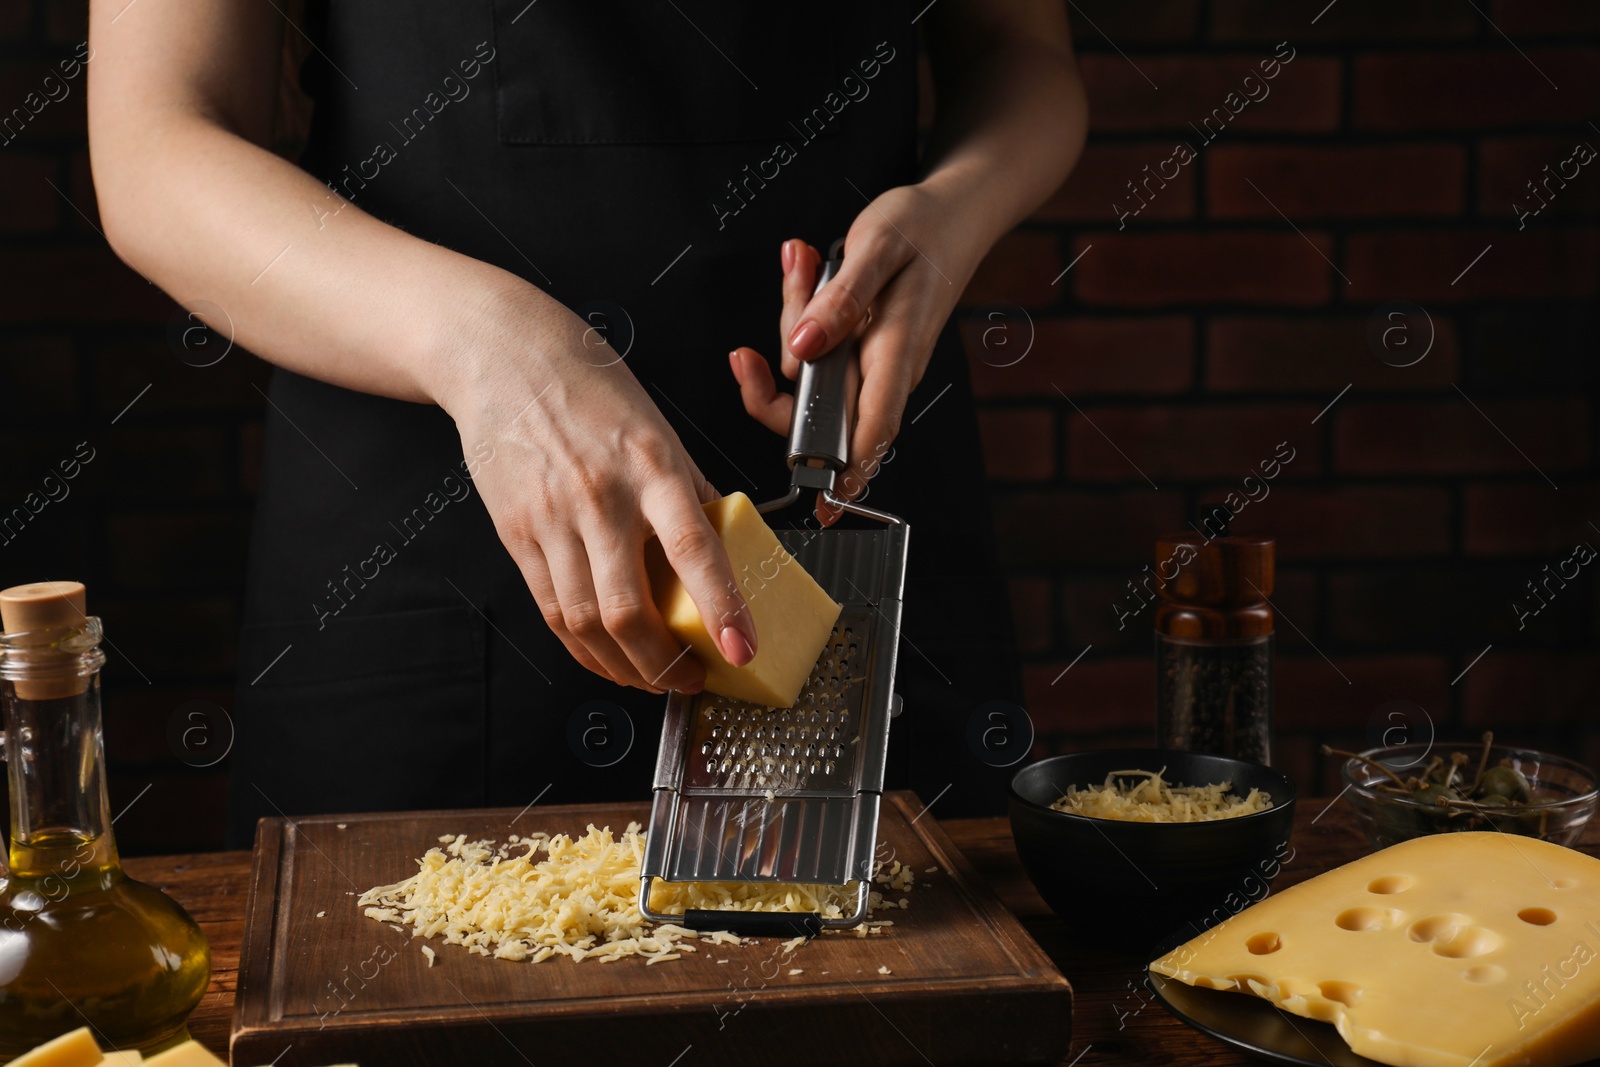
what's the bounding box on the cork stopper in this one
[1,581,87,635]
[1,581,90,700]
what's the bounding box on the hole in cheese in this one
[1335,906,1404,932]
[1366,875,1413,895]
[645,492,843,708]
[1408,913,1472,943]
[1318,980,1362,1008]
[1553,878,1578,889]
[1464,964,1507,984]
[1517,907,1557,926]
[1246,932,1283,955]
[1432,926,1501,959]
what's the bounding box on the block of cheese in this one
[647,492,841,707]
[103,1054,142,1065]
[1151,832,1600,1067]
[141,1042,223,1067]
[9,1028,103,1067]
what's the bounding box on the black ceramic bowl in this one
[1008,749,1296,947]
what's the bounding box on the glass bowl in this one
[1341,742,1598,849]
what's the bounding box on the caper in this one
[1413,781,1459,808]
[1479,764,1532,805]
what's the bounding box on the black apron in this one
[226,1,1022,847]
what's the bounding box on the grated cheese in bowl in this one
[357,823,913,966]
[1049,767,1274,823]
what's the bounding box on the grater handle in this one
[682,909,823,939]
[785,241,858,481]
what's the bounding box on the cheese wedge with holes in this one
[647,492,841,707]
[9,1028,103,1067]
[1151,833,1600,1067]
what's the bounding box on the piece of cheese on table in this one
[141,1043,223,1066]
[144,1039,352,1066]
[1150,832,1600,1067]
[647,492,841,707]
[9,1028,103,1067]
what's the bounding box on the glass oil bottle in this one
[0,581,211,1057]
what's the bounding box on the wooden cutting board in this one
[233,791,1073,1066]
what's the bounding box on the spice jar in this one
[0,581,212,1054]
[1153,521,1275,766]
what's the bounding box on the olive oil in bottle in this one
[0,582,211,1058]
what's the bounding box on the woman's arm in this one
[88,0,758,693]
[916,0,1088,264]
[87,0,508,404]
[731,0,1087,511]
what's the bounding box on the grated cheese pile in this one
[1049,767,1274,823]
[357,823,914,965]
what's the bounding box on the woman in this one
[86,0,1087,843]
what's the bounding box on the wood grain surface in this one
[123,799,1600,1067]
[229,791,1071,1067]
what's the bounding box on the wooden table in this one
[126,800,1600,1066]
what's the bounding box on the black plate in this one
[1145,928,1383,1067]
[1146,931,1600,1067]
[1145,971,1383,1067]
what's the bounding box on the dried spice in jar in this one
[1153,515,1275,766]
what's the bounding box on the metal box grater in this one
[639,242,909,936]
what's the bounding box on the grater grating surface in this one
[638,240,908,934]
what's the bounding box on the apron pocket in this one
[231,604,487,829]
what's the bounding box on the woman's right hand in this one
[435,284,757,694]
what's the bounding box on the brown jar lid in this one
[1153,533,1275,640]
[1154,535,1275,607]
[1,580,87,634]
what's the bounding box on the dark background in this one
[1,0,1596,854]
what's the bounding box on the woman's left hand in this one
[729,182,981,521]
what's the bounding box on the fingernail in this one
[728,350,741,377]
[781,240,795,274]
[789,320,825,359]
[720,625,756,667]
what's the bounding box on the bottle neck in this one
[2,668,121,889]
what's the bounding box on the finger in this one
[582,523,708,694]
[814,489,842,527]
[840,317,918,507]
[729,346,793,436]
[512,539,617,684]
[779,240,822,380]
[688,464,722,507]
[642,481,757,669]
[787,229,912,361]
[543,533,657,691]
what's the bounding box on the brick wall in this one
[1,1,1597,853]
[0,1,264,852]
[961,0,1600,798]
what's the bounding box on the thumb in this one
[786,234,910,361]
